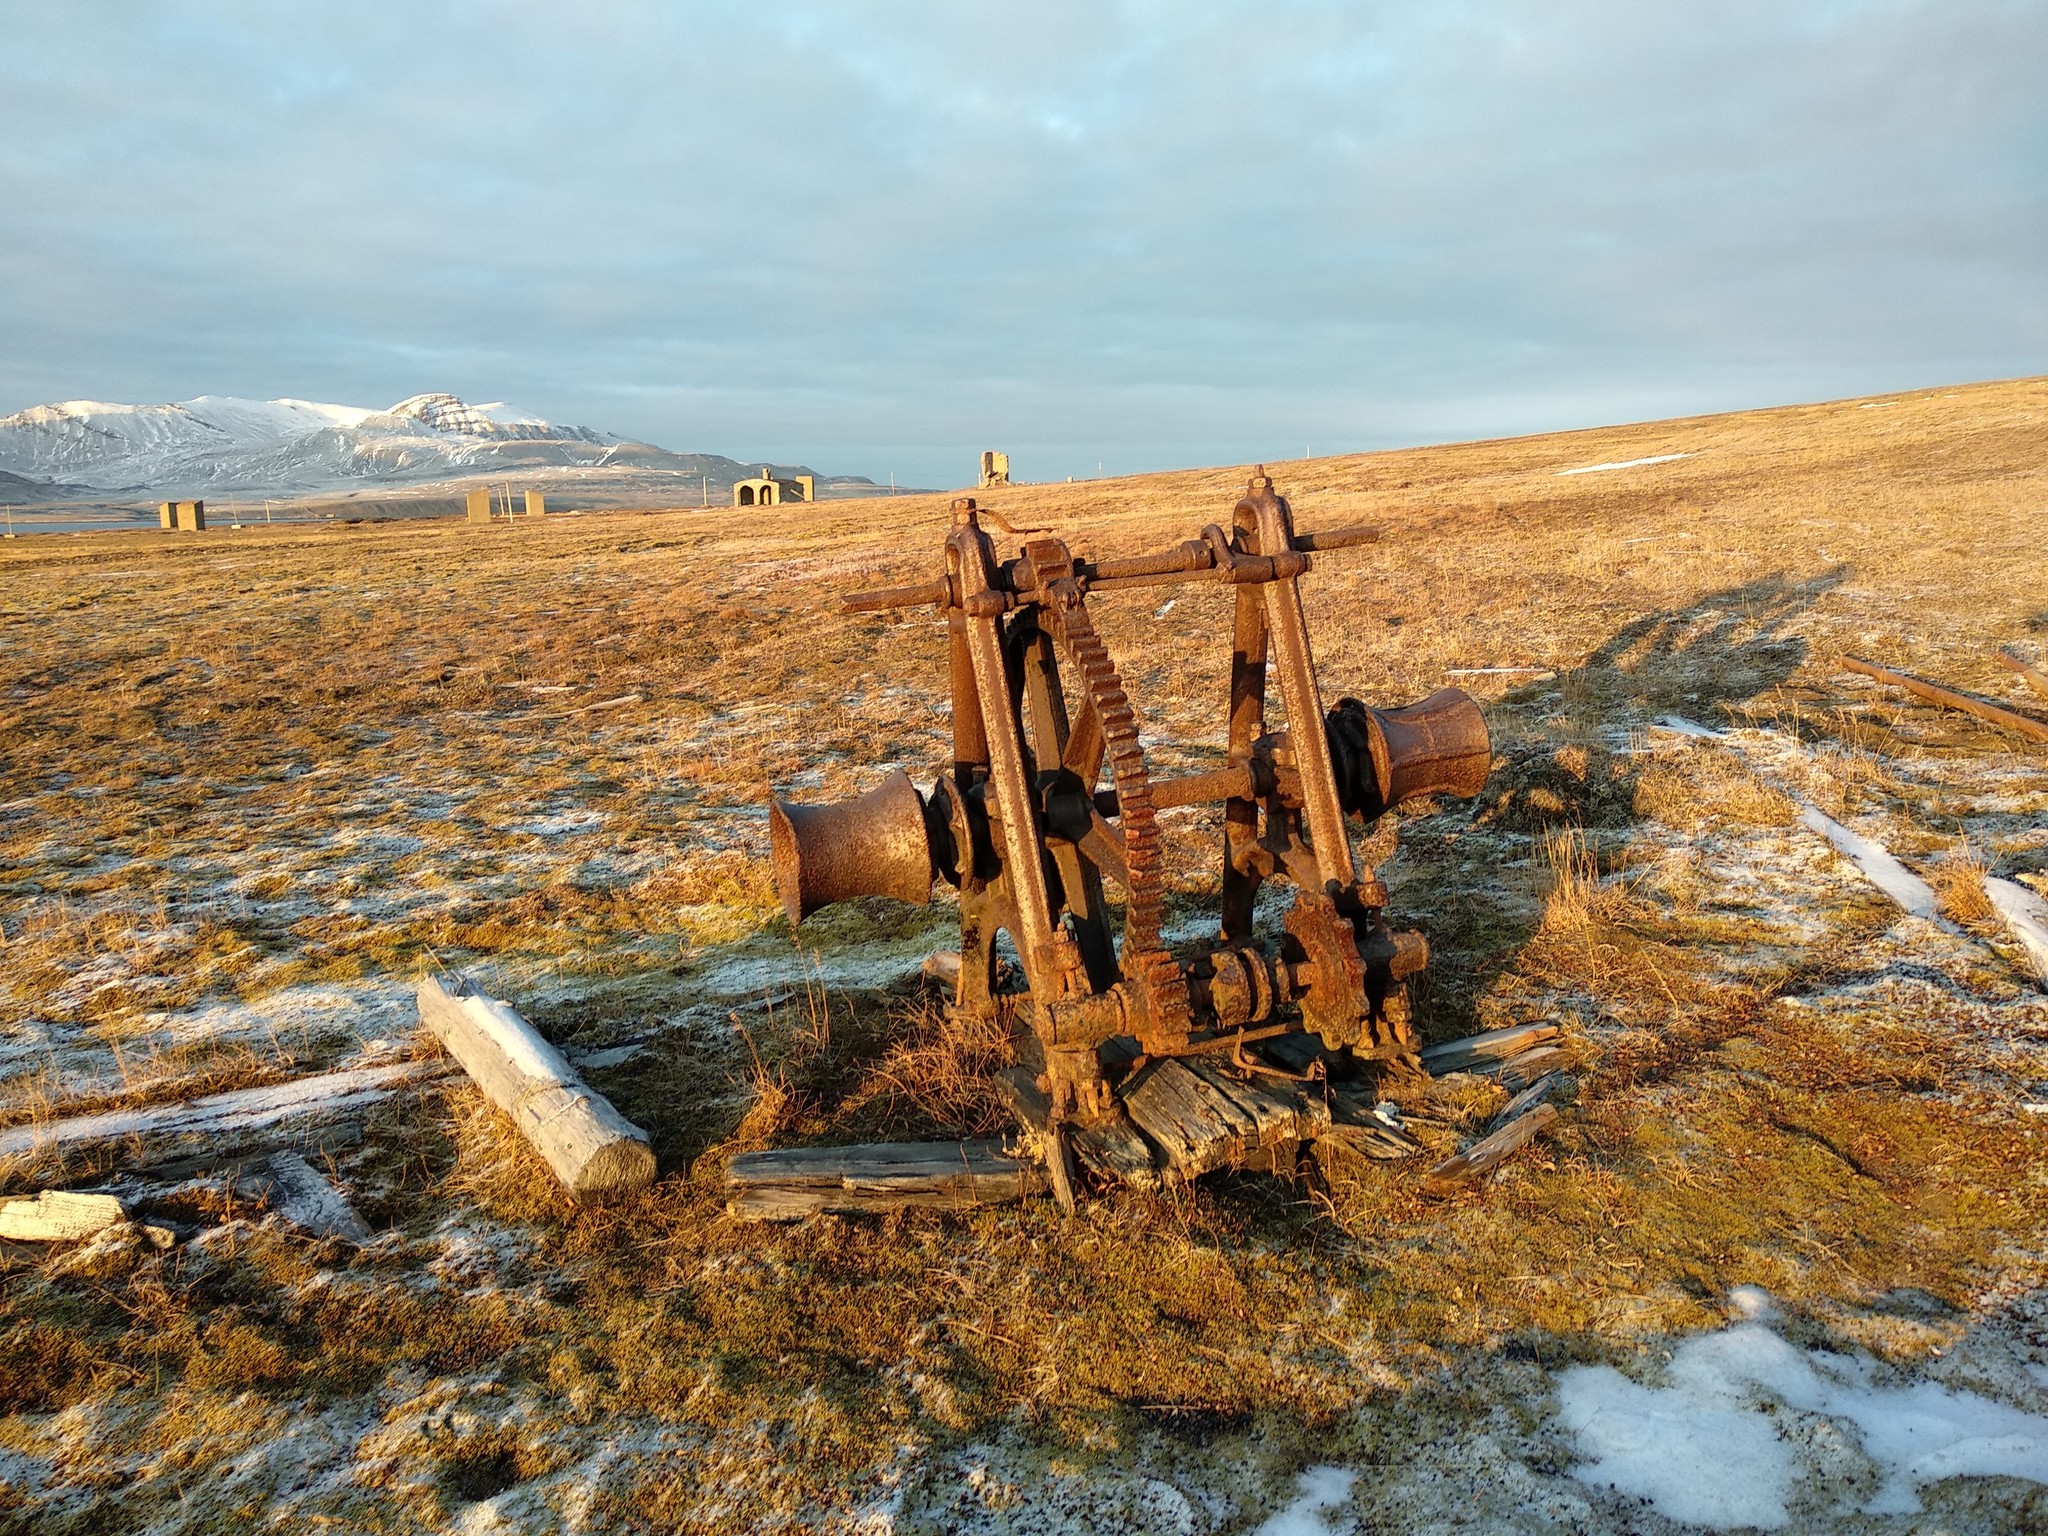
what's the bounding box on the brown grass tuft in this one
[1929,847,1998,930]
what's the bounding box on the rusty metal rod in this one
[1294,525,1379,552]
[1843,655,2048,743]
[840,526,1371,612]
[842,578,951,613]
[1995,649,2048,702]
[1092,760,1308,820]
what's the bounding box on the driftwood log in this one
[726,1140,1044,1220]
[417,974,656,1201]
[1843,655,2048,743]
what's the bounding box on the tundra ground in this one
[2,378,2047,1533]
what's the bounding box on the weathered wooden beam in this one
[1419,1022,1560,1076]
[1323,1085,1422,1159]
[417,973,655,1201]
[1843,655,2048,743]
[1120,1057,1329,1180]
[1068,1112,1161,1188]
[1496,1044,1573,1092]
[1486,1072,1567,1135]
[0,1190,126,1242]
[725,1139,1042,1220]
[1995,649,2048,702]
[0,1059,450,1160]
[264,1150,372,1244]
[1423,1103,1558,1194]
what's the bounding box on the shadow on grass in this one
[1404,566,1847,1041]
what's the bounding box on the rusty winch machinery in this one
[769,470,1492,1189]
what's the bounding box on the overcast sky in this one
[1,1,2041,486]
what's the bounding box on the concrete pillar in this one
[176,500,206,531]
[524,489,545,518]
[159,502,177,530]
[795,475,815,503]
[467,487,492,523]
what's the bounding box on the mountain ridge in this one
[0,391,843,499]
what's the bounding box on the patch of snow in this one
[570,1043,646,1071]
[1251,1466,1354,1535]
[1557,1300,2048,1527]
[1556,453,1690,476]
[1797,804,1939,920]
[519,810,605,838]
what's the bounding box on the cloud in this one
[1,0,2041,484]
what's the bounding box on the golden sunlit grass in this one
[2,377,2047,1529]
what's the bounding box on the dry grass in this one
[1930,846,1999,930]
[2,377,2047,1529]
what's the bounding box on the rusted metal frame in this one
[950,521,1062,1000]
[840,524,1377,615]
[1014,613,1119,992]
[945,533,989,787]
[1241,480,1356,891]
[1093,763,1308,820]
[1221,501,1271,943]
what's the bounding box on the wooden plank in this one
[1843,655,2048,743]
[1122,1058,1266,1178]
[418,973,655,1202]
[995,1066,1051,1135]
[1423,1103,1558,1194]
[1321,1086,1422,1159]
[264,1150,372,1244]
[1496,1045,1572,1092]
[1996,649,2048,702]
[1183,1058,1329,1146]
[0,1059,449,1159]
[1486,1072,1567,1135]
[725,1139,1041,1220]
[1318,1119,1421,1161]
[1420,1022,1559,1076]
[0,1191,126,1242]
[1068,1112,1161,1189]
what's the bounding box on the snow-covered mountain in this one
[0,392,712,495]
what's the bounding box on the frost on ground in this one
[3,382,2047,1532]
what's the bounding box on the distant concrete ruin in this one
[157,500,206,532]
[733,470,815,508]
[980,452,1011,488]
[464,487,544,522]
